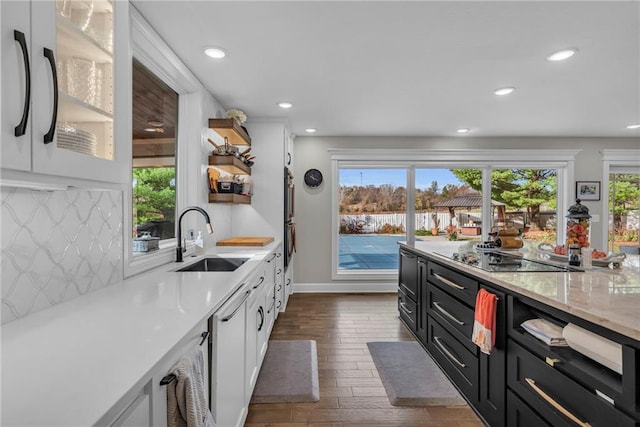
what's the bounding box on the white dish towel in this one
[521,318,568,346]
[563,323,623,374]
[167,346,214,427]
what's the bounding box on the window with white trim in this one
[602,149,640,253]
[330,149,578,280]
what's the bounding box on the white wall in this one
[230,120,287,241]
[181,91,234,251]
[293,136,640,284]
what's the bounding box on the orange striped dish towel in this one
[471,289,498,355]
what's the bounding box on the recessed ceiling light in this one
[144,127,164,133]
[147,120,164,127]
[546,48,577,62]
[305,128,317,133]
[626,124,640,129]
[204,47,226,59]
[494,87,515,96]
[456,128,470,134]
[278,102,293,109]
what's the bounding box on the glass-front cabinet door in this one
[29,0,129,184]
[55,0,114,160]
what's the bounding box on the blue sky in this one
[339,168,461,189]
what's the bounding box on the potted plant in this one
[446,224,458,241]
[431,213,440,235]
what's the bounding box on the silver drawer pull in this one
[433,301,465,326]
[434,273,465,290]
[399,301,413,315]
[525,378,591,427]
[221,291,250,322]
[433,336,466,368]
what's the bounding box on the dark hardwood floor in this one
[246,293,484,426]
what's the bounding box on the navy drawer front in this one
[427,283,475,344]
[507,340,637,427]
[398,287,417,331]
[427,315,479,401]
[428,262,479,307]
[399,249,419,301]
[507,389,551,427]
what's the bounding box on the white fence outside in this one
[339,212,483,233]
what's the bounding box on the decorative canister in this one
[566,199,591,248]
[133,232,160,252]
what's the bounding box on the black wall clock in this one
[304,168,323,187]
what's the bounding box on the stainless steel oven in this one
[285,222,296,268]
[284,167,295,268]
[285,167,294,220]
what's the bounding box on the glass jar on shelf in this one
[56,0,114,160]
[566,199,591,249]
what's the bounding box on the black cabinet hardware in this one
[43,47,58,144]
[13,30,30,137]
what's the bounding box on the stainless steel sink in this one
[176,257,249,272]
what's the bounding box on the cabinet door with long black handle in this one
[2,1,32,172]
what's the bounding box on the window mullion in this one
[406,167,415,246]
[481,167,493,241]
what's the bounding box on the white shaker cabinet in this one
[1,0,130,185]
[1,1,31,172]
[284,255,294,309]
[284,127,294,168]
[98,321,210,427]
[210,286,250,427]
[264,250,278,332]
[245,263,268,400]
[275,244,286,313]
[108,384,153,427]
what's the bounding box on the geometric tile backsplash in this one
[1,187,123,324]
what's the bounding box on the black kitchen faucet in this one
[176,206,213,262]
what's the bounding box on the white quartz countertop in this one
[402,241,640,342]
[1,242,279,426]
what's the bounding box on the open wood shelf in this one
[208,193,251,205]
[208,118,251,146]
[208,155,251,175]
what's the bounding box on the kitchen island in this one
[1,242,283,426]
[398,241,640,427]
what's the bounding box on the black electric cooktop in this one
[436,250,584,273]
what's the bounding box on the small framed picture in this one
[576,181,600,201]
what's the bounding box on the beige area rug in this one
[367,341,467,406]
[251,340,320,403]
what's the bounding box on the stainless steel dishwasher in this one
[209,285,249,427]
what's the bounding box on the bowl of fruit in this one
[537,243,625,267]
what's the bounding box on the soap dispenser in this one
[195,231,204,255]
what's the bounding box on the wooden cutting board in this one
[216,236,274,246]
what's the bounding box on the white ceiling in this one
[131,1,640,138]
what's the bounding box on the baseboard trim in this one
[293,282,397,293]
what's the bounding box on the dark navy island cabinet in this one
[397,245,640,427]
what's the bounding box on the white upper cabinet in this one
[284,128,294,168]
[1,1,31,172]
[1,0,130,185]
